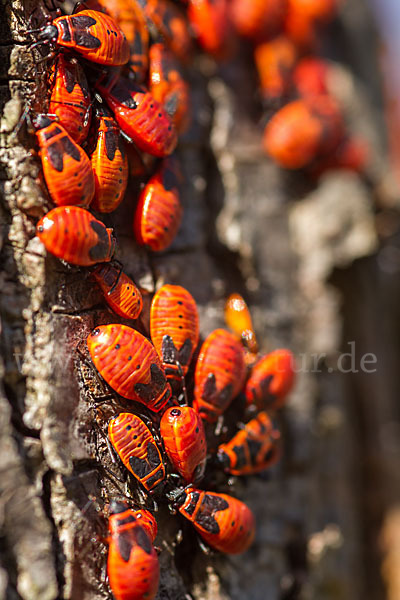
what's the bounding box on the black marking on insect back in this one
[74,30,101,49]
[62,60,77,94]
[43,126,62,140]
[146,441,161,469]
[134,526,152,554]
[118,134,126,159]
[117,529,134,562]
[47,142,64,172]
[232,444,247,469]
[258,374,277,407]
[70,14,98,28]
[89,220,112,261]
[161,335,178,364]
[117,515,136,527]
[247,437,263,464]
[134,363,167,402]
[111,80,139,109]
[195,494,229,534]
[104,127,118,161]
[62,136,81,161]
[145,470,164,490]
[129,455,150,479]
[178,339,193,367]
[217,384,234,412]
[58,19,72,43]
[202,373,217,403]
[183,491,199,516]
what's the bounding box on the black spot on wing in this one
[217,383,234,412]
[178,338,193,367]
[161,335,178,364]
[129,454,151,479]
[111,80,138,109]
[146,441,161,470]
[134,363,167,401]
[232,444,247,469]
[104,127,118,161]
[58,19,71,42]
[202,373,217,403]
[89,220,111,261]
[70,14,97,28]
[43,126,62,141]
[74,30,102,49]
[116,529,134,562]
[183,491,200,516]
[134,526,152,554]
[62,61,76,94]
[47,141,64,172]
[247,438,263,464]
[61,136,81,161]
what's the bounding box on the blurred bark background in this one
[1,1,400,599]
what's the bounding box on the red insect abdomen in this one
[49,55,91,144]
[87,324,172,411]
[133,160,182,252]
[150,284,199,377]
[36,206,115,266]
[160,407,207,483]
[36,122,95,207]
[108,413,165,491]
[245,349,295,410]
[193,329,246,422]
[91,263,143,320]
[178,488,255,554]
[96,76,177,157]
[90,114,128,213]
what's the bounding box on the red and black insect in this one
[48,54,92,144]
[216,411,281,476]
[244,349,295,411]
[187,0,233,58]
[262,95,344,169]
[224,293,258,356]
[108,413,166,492]
[91,263,143,320]
[107,500,159,600]
[171,487,255,554]
[90,107,128,213]
[32,10,130,66]
[193,329,246,423]
[137,0,193,63]
[160,406,207,483]
[95,74,178,157]
[36,206,116,266]
[34,115,95,207]
[86,324,172,411]
[133,157,182,252]
[79,0,149,81]
[150,284,199,383]
[149,42,190,133]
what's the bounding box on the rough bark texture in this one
[1,1,399,599]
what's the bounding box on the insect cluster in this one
[18,1,351,598]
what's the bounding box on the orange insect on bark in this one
[160,406,207,483]
[48,55,91,144]
[91,263,143,320]
[245,349,295,411]
[149,42,190,133]
[217,411,281,475]
[108,500,159,600]
[36,206,115,266]
[174,487,255,554]
[150,284,199,380]
[108,413,166,491]
[87,324,172,411]
[263,95,344,169]
[35,116,95,207]
[133,157,182,252]
[90,109,128,213]
[193,329,246,423]
[224,293,258,355]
